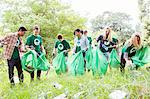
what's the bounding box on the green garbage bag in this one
[132,46,150,67]
[92,47,108,76]
[52,51,67,75]
[109,49,121,68]
[21,50,37,72]
[141,47,150,63]
[36,53,50,71]
[85,46,93,70]
[67,51,84,76]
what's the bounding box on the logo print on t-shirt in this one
[58,43,64,50]
[34,39,40,46]
[15,40,20,47]
[76,40,81,46]
[130,47,136,54]
[104,41,109,46]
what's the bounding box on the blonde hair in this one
[103,27,112,41]
[128,33,142,49]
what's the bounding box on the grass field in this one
[0,65,150,99]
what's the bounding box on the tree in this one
[91,11,134,42]
[0,0,87,60]
[138,0,150,46]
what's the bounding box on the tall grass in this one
[0,66,150,99]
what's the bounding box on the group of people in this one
[0,25,149,86]
[52,27,149,76]
[52,29,93,74]
[0,25,45,85]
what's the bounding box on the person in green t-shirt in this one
[73,29,89,54]
[120,33,142,72]
[25,25,45,81]
[11,38,21,60]
[0,26,27,85]
[73,29,89,72]
[53,34,71,57]
[52,34,71,74]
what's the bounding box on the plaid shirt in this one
[0,32,24,60]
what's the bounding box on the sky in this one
[62,0,140,28]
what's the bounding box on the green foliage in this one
[0,0,87,60]
[138,0,150,46]
[91,11,134,42]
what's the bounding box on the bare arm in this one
[25,45,32,51]
[72,39,76,53]
[53,47,57,54]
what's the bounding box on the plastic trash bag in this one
[21,50,37,72]
[85,46,93,70]
[67,51,85,76]
[36,53,50,71]
[92,47,108,76]
[52,51,67,74]
[132,46,150,67]
[109,49,121,68]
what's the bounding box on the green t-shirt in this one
[55,40,70,55]
[11,38,20,59]
[87,37,92,45]
[112,37,118,45]
[26,34,42,54]
[74,38,81,53]
[75,46,81,53]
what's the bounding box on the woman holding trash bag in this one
[97,27,118,60]
[25,25,45,81]
[52,34,71,74]
[120,33,142,72]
